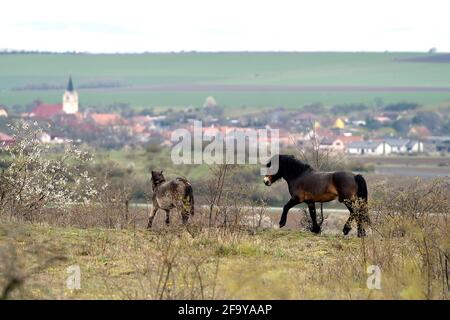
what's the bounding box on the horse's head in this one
[151,170,165,189]
[264,154,312,186]
[263,156,282,186]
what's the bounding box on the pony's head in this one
[263,155,282,186]
[263,154,312,186]
[151,170,165,189]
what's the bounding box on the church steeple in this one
[63,76,78,114]
[67,76,74,92]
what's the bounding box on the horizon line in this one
[1,49,449,55]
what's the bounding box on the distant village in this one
[0,77,449,156]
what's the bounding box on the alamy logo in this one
[170,121,280,175]
[66,265,81,290]
[366,265,381,290]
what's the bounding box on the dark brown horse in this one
[263,155,369,237]
[147,170,194,228]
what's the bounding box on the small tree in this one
[0,121,96,220]
[203,96,217,108]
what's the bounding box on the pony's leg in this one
[164,209,170,225]
[356,219,366,237]
[356,203,369,237]
[181,196,193,225]
[181,212,189,225]
[343,200,355,235]
[147,206,158,229]
[279,197,299,228]
[307,202,321,234]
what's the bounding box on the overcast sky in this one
[1,0,449,53]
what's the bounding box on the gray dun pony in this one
[147,170,194,228]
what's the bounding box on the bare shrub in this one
[104,226,222,299]
[308,177,450,299]
[368,178,449,299]
[197,164,272,235]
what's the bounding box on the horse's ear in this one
[160,170,163,174]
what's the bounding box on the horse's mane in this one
[279,154,313,174]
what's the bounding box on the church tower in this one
[62,76,79,114]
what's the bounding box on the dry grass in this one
[1,210,448,300]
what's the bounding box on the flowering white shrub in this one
[0,121,97,220]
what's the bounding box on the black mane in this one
[279,155,313,174]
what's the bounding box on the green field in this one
[1,52,450,111]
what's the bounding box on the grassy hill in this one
[1,52,450,111]
[0,219,440,300]
[0,221,367,299]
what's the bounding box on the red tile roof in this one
[0,132,15,145]
[333,135,364,144]
[90,113,125,126]
[30,103,63,119]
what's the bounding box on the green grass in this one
[1,52,450,110]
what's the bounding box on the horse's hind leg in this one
[343,200,355,235]
[180,194,193,225]
[307,202,321,234]
[356,203,369,237]
[344,199,368,237]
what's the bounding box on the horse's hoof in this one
[343,225,351,235]
[279,221,286,228]
[357,229,367,237]
[310,225,321,234]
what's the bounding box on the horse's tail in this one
[355,174,370,226]
[354,174,368,201]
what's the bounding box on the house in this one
[325,135,364,152]
[29,77,79,119]
[373,115,391,123]
[408,126,431,138]
[347,141,392,155]
[426,136,450,153]
[29,103,65,119]
[351,120,366,127]
[385,139,424,153]
[304,128,335,141]
[405,140,424,153]
[0,132,15,146]
[39,132,52,143]
[88,113,126,126]
[333,117,346,129]
[0,107,8,117]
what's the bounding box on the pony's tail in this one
[183,184,194,216]
[354,174,368,201]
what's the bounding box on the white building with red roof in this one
[29,77,79,119]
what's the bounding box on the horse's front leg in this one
[307,202,321,234]
[164,209,170,225]
[147,205,158,229]
[279,197,300,228]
